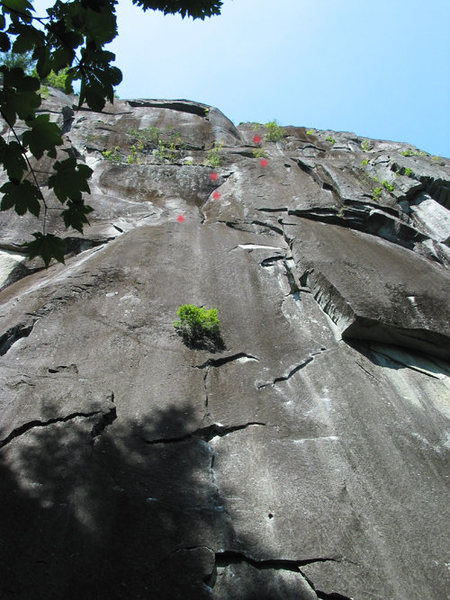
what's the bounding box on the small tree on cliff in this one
[0,0,223,266]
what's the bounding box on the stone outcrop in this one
[0,89,449,600]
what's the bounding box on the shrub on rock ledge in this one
[174,304,224,351]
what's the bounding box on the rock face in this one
[1,90,449,600]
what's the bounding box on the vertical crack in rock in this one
[0,410,104,449]
[203,365,210,410]
[0,321,36,356]
[282,256,311,301]
[257,348,328,389]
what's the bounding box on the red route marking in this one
[177,215,185,222]
[260,158,268,168]
[212,191,221,200]
[253,135,262,144]
[210,172,218,181]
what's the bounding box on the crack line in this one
[257,348,328,389]
[0,321,36,356]
[0,410,103,449]
[215,550,342,571]
[193,352,259,369]
[142,422,266,445]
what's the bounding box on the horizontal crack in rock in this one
[215,550,341,572]
[0,410,103,449]
[143,422,266,445]
[194,352,259,369]
[257,348,327,389]
[0,321,36,356]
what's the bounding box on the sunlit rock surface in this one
[1,89,449,600]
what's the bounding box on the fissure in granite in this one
[0,91,448,600]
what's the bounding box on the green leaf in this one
[0,32,10,51]
[131,0,223,19]
[61,199,93,232]
[48,157,92,203]
[83,6,117,44]
[11,23,45,53]
[0,139,27,180]
[1,0,34,13]
[24,232,65,267]
[0,179,41,216]
[22,114,63,159]
[32,46,52,79]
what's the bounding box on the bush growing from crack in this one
[252,147,268,159]
[265,120,285,142]
[372,186,382,202]
[174,304,224,351]
[205,142,223,167]
[102,146,121,162]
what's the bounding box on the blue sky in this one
[35,0,450,157]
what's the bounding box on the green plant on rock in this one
[265,120,285,142]
[206,142,223,167]
[373,186,382,202]
[252,147,268,159]
[361,159,369,166]
[400,148,416,157]
[306,128,314,135]
[361,139,372,151]
[127,145,139,164]
[102,146,121,162]
[325,136,336,145]
[403,167,413,177]
[174,304,223,351]
[382,180,395,192]
[128,126,162,149]
[154,139,178,162]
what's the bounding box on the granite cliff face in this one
[1,90,449,600]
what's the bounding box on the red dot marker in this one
[177,215,185,222]
[253,135,262,144]
[212,191,221,200]
[210,172,218,181]
[260,158,268,168]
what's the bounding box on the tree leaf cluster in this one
[0,0,222,267]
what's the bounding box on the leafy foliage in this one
[205,142,223,167]
[252,147,268,159]
[325,136,336,145]
[265,120,285,142]
[174,304,223,351]
[372,186,382,202]
[0,0,223,266]
[381,179,395,192]
[41,67,74,92]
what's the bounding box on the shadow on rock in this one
[0,401,317,600]
[0,403,222,600]
[176,328,226,353]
